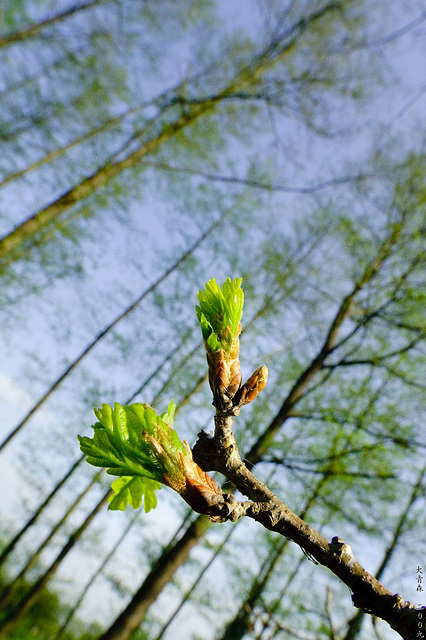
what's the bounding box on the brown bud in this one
[234,365,268,407]
[207,348,242,411]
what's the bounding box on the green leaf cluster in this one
[78,400,183,511]
[195,277,244,352]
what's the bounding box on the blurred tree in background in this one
[0,1,425,639]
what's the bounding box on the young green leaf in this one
[161,399,176,425]
[94,403,114,430]
[196,277,243,353]
[112,402,129,441]
[196,277,244,409]
[78,402,188,512]
[79,400,224,517]
[108,476,161,511]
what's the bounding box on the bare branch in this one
[193,408,425,640]
[0,212,228,452]
[245,212,408,463]
[0,0,105,48]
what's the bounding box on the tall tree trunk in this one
[0,489,111,637]
[0,471,102,606]
[0,1,339,268]
[155,524,238,640]
[0,0,104,48]
[54,515,138,640]
[98,516,211,640]
[0,102,147,190]
[0,211,226,451]
[245,211,408,463]
[0,455,84,567]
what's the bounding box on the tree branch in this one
[193,407,425,640]
[0,0,104,48]
[190,239,425,639]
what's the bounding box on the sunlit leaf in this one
[108,476,161,511]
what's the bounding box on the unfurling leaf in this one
[79,401,223,514]
[108,476,161,512]
[196,277,243,353]
[196,278,244,409]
